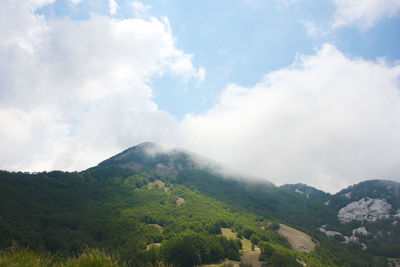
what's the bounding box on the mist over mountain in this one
[99,142,217,172]
[2,0,400,265]
[0,142,399,266]
[280,183,331,202]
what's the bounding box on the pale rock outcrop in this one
[352,226,368,236]
[338,197,391,223]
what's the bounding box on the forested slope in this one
[0,143,395,266]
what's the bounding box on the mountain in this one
[280,183,331,202]
[318,180,400,258]
[98,142,209,173]
[0,142,398,266]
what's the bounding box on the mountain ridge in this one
[0,142,399,266]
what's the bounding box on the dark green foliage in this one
[267,252,301,267]
[250,234,260,245]
[177,169,330,230]
[0,167,387,266]
[280,183,330,202]
[0,248,53,267]
[0,144,399,266]
[0,247,124,267]
[269,222,280,231]
[0,169,246,266]
[258,242,301,267]
[224,239,241,261]
[161,232,236,266]
[258,242,275,261]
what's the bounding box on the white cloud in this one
[0,108,71,171]
[182,44,400,193]
[2,0,400,194]
[108,0,118,15]
[0,0,53,52]
[300,20,328,39]
[276,0,297,11]
[333,0,400,29]
[131,1,151,17]
[0,0,202,171]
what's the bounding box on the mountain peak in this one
[280,183,330,201]
[97,142,217,177]
[131,141,162,151]
[98,142,170,168]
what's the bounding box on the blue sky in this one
[37,0,400,118]
[2,0,400,192]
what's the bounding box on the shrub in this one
[62,248,123,267]
[0,248,52,267]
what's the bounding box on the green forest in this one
[0,144,399,266]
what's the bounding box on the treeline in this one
[145,232,242,266]
[0,167,393,266]
[176,169,330,229]
[0,234,240,267]
[258,242,301,267]
[0,169,261,266]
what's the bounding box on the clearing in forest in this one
[145,243,161,251]
[218,229,263,267]
[277,223,316,253]
[176,197,185,206]
[240,237,263,267]
[240,247,262,267]
[147,180,170,193]
[221,228,236,239]
[149,224,163,233]
[202,259,240,267]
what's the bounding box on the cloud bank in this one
[182,45,400,193]
[1,1,400,193]
[0,0,202,171]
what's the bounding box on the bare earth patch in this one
[240,247,262,267]
[202,259,240,267]
[145,243,161,250]
[203,229,265,267]
[241,238,252,252]
[149,224,163,233]
[221,228,237,239]
[147,180,170,193]
[277,224,316,253]
[176,197,185,206]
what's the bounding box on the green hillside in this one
[0,143,396,266]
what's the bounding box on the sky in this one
[1,0,400,193]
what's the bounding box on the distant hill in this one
[319,180,400,258]
[280,183,330,202]
[97,141,222,179]
[0,142,398,266]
